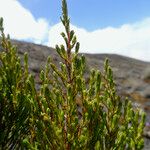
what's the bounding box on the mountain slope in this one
[3,40,150,149]
[12,40,150,111]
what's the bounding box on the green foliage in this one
[0,0,146,149]
[0,18,32,149]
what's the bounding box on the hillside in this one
[6,40,150,149]
[11,40,150,108]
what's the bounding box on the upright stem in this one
[66,31,72,83]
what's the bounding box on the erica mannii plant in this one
[0,0,146,149]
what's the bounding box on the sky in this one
[0,0,150,62]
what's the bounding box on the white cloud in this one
[0,0,49,44]
[48,19,150,62]
[0,0,149,62]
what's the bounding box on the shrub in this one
[143,67,150,83]
[0,19,32,149]
[0,0,145,149]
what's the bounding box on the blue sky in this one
[0,0,150,61]
[19,0,150,31]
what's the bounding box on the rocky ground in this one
[8,40,150,149]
